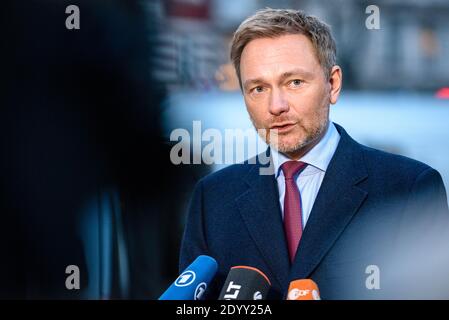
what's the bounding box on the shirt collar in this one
[271,121,341,178]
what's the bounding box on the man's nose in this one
[268,88,289,116]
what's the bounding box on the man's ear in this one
[329,65,342,105]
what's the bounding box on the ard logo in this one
[175,270,196,287]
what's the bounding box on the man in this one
[179,9,449,299]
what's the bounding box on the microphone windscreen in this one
[159,255,218,300]
[218,266,271,300]
[287,279,321,300]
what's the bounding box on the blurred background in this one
[1,0,448,299]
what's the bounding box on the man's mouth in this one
[270,122,296,133]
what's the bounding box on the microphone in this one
[286,279,321,300]
[159,255,218,300]
[218,266,271,300]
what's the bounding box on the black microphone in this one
[218,266,271,300]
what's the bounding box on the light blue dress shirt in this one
[271,121,341,228]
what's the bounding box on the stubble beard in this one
[250,114,329,156]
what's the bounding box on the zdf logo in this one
[287,288,321,300]
[288,288,310,299]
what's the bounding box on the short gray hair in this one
[230,8,337,87]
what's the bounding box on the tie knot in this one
[281,161,307,179]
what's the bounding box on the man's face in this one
[240,34,340,159]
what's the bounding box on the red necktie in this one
[281,161,307,263]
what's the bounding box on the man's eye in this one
[290,79,302,87]
[254,86,264,93]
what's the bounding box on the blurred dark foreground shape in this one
[0,0,203,299]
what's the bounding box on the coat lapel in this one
[289,124,369,280]
[235,160,290,290]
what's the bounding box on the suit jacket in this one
[179,123,449,299]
